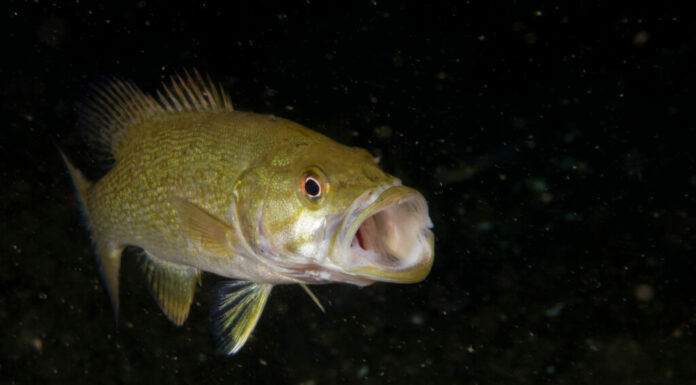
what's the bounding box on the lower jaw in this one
[346,226,434,284]
[327,185,434,284]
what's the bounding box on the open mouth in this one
[335,185,434,283]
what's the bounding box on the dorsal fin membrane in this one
[159,70,234,114]
[79,77,164,163]
[79,69,234,164]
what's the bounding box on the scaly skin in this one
[63,72,434,354]
[85,109,406,283]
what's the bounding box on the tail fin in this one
[58,147,123,325]
[57,148,91,211]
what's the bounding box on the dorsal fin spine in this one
[183,72,205,109]
[199,71,218,110]
[80,69,234,164]
[177,73,199,110]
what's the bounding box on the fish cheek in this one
[235,158,315,258]
[233,165,301,256]
[261,178,303,239]
[233,167,271,251]
[263,168,325,258]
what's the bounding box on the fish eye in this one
[301,173,325,203]
[305,177,321,196]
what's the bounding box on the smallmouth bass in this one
[61,71,434,354]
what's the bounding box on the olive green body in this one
[86,110,391,282]
[62,72,433,354]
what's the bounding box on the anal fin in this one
[140,251,201,326]
[212,281,273,355]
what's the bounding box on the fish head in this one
[236,138,434,286]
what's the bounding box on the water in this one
[2,2,695,384]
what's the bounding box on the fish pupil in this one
[305,178,320,197]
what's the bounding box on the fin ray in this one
[58,147,123,324]
[79,76,164,163]
[57,148,91,209]
[139,251,200,326]
[300,284,325,313]
[169,196,239,255]
[95,242,124,325]
[79,69,233,164]
[212,281,272,355]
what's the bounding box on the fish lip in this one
[331,184,435,283]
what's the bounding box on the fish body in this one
[62,72,434,354]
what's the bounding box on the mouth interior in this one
[346,195,431,270]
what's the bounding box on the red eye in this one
[301,174,324,203]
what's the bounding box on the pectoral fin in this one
[212,281,273,355]
[140,251,201,326]
[169,196,234,255]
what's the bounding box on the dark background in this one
[2,1,695,384]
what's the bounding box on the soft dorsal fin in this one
[212,281,273,355]
[79,69,234,164]
[140,251,201,326]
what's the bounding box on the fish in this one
[60,70,434,355]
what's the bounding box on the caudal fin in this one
[58,148,91,211]
[58,147,124,325]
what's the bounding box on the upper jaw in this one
[330,184,435,283]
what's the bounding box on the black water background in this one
[2,1,696,384]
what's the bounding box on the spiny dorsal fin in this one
[158,70,234,114]
[140,251,201,326]
[79,76,164,163]
[212,281,273,355]
[79,69,234,164]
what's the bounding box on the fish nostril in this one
[362,165,384,182]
